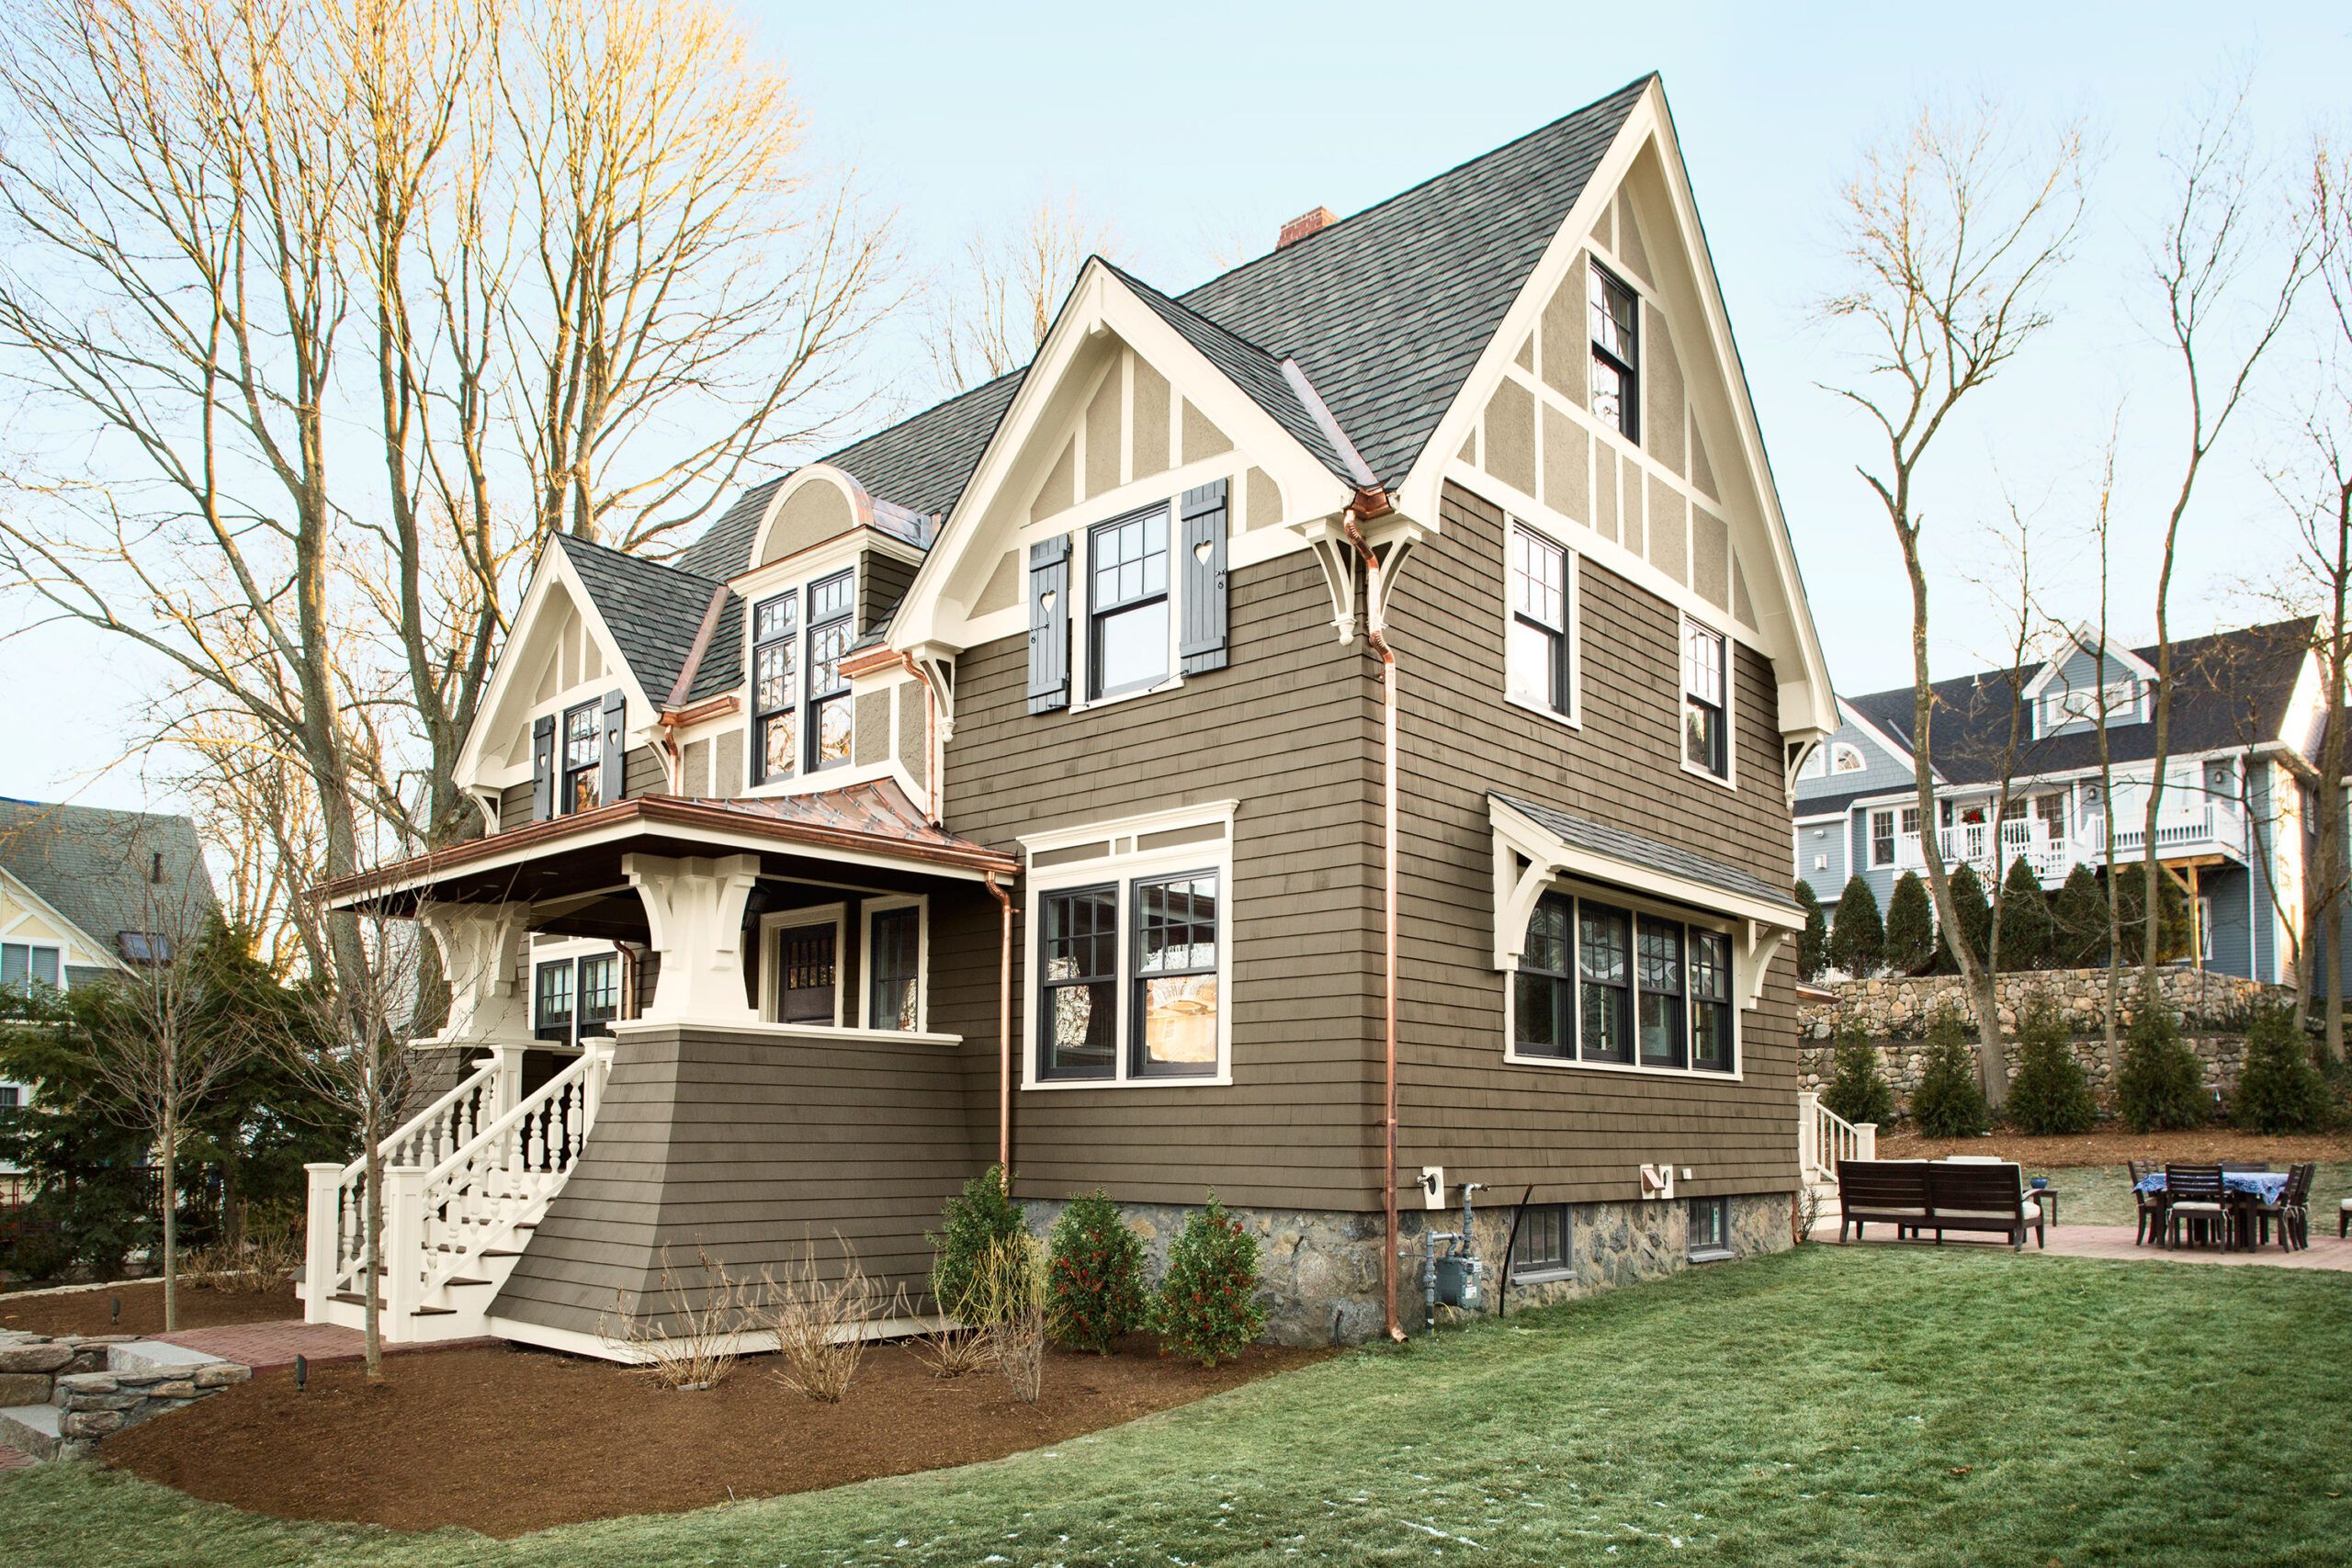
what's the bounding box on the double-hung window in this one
[560,700,602,813]
[533,958,574,1044]
[1681,619,1728,779]
[1870,809,1895,868]
[0,942,62,995]
[1511,891,1736,1076]
[534,951,618,1046]
[865,902,923,1032]
[1088,507,1170,700]
[1508,525,1574,718]
[751,591,800,784]
[807,570,855,772]
[1133,873,1219,1076]
[1589,261,1640,442]
[1039,884,1119,1078]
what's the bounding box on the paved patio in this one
[153,1321,489,1370]
[1827,1223,2352,1270]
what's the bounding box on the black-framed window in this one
[1040,885,1118,1079]
[579,953,618,1038]
[1516,894,1736,1076]
[775,919,839,1025]
[1589,261,1639,442]
[560,700,602,813]
[1515,894,1574,1058]
[1690,929,1733,1072]
[1088,507,1170,699]
[1636,918,1686,1070]
[1870,808,1895,868]
[1688,1195,1730,1258]
[1132,872,1219,1077]
[1510,1202,1573,1279]
[867,904,921,1032]
[1682,620,1727,778]
[807,570,855,772]
[1508,526,1572,716]
[752,591,799,784]
[1577,902,1632,1064]
[0,1085,19,1110]
[534,959,575,1044]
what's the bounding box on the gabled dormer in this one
[2021,626,2158,739]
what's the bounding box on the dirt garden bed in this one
[1878,1127,2352,1168]
[101,1334,1326,1536]
[0,1277,299,1337]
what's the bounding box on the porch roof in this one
[1490,793,1804,926]
[316,780,1016,912]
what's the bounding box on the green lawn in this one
[2040,1163,2352,1230]
[6,1247,2348,1567]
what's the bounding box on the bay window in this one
[1508,525,1575,718]
[1509,890,1737,1076]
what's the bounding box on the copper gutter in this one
[314,792,1019,905]
[985,870,1014,1179]
[1340,490,1406,1344]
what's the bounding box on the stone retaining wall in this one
[1021,1191,1792,1346]
[0,1330,250,1461]
[1797,967,2287,1113]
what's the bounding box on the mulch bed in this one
[0,1278,300,1338]
[1879,1127,2352,1168]
[103,1334,1327,1536]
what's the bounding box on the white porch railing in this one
[1894,800,2245,886]
[1798,1089,1876,1184]
[311,1061,499,1305]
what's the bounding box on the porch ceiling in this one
[316,782,1017,915]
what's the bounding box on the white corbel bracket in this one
[1292,513,1428,642]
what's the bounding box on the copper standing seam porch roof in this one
[314,779,1017,908]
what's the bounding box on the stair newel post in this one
[385,1166,427,1329]
[1797,1090,1820,1176]
[1856,1122,1878,1162]
[303,1162,340,1325]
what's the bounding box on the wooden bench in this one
[1838,1159,2044,1250]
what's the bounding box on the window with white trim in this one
[1830,742,1865,774]
[1589,260,1640,442]
[2041,680,2136,731]
[751,591,800,784]
[807,570,855,772]
[863,898,926,1032]
[1681,618,1728,779]
[1870,809,1895,868]
[1025,810,1234,1087]
[1087,506,1171,700]
[560,699,602,813]
[749,566,856,785]
[1507,525,1576,718]
[1509,889,1737,1076]
[0,942,62,995]
[0,1085,20,1110]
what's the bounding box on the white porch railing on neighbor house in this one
[1798,1090,1876,1186]
[1894,800,2246,886]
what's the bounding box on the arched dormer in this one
[748,464,876,574]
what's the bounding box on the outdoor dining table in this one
[2132,1170,2290,1249]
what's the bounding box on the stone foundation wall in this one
[0,1330,250,1461]
[1797,967,2285,1113]
[1021,1191,1793,1347]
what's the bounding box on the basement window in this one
[1688,1196,1732,1261]
[1510,1202,1574,1281]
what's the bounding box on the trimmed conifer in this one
[2051,863,2109,968]
[1996,856,2054,972]
[1881,872,1936,976]
[1820,1021,1895,1127]
[1828,876,1883,978]
[2117,998,2207,1133]
[1795,882,1827,983]
[2231,1007,2330,1134]
[1909,1008,1991,1137]
[1946,862,1992,970]
[2004,993,2096,1134]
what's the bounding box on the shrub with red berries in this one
[1151,1195,1265,1367]
[1045,1190,1147,1354]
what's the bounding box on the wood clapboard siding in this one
[932,550,1385,1213]
[490,1024,982,1336]
[1378,481,1802,1203]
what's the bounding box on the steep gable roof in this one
[0,799,217,959]
[1843,618,2316,784]
[556,534,728,705]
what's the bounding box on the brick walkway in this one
[1832,1223,2352,1270]
[153,1321,490,1370]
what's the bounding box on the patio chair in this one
[2165,1165,2230,1249]
[2128,1158,2167,1247]
[2251,1164,2313,1252]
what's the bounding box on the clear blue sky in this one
[13,1,2351,811]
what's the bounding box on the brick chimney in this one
[1277,207,1338,249]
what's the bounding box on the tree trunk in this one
[160,1113,177,1334]
[362,1105,385,1382]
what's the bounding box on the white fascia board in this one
[452,541,659,793]
[1490,796,1802,935]
[1836,695,1923,776]
[0,866,119,974]
[885,260,1353,656]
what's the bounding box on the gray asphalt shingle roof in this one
[1494,792,1800,915]
[0,798,218,964]
[557,535,728,705]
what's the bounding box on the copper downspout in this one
[985,870,1014,1179]
[1341,501,1406,1343]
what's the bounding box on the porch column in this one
[623,852,762,1027]
[418,901,534,1048]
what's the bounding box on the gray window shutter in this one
[600,690,628,803]
[530,714,556,821]
[1027,535,1071,714]
[1178,479,1229,674]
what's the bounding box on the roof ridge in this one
[1842,615,2319,711]
[1100,258,1285,363]
[558,529,725,588]
[1172,73,1656,310]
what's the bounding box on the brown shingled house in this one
[301,73,1842,1356]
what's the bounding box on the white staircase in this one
[301,1045,612,1342]
[1797,1090,1876,1237]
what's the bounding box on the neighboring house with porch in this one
[1792,618,2322,983]
[0,799,220,1198]
[305,73,1843,1357]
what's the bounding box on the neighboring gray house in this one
[0,798,220,1194]
[1793,620,2321,983]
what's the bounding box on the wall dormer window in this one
[808,570,856,772]
[1087,506,1170,700]
[1508,525,1576,719]
[752,592,800,784]
[561,700,602,812]
[1681,618,1729,780]
[1589,261,1640,443]
[750,566,856,786]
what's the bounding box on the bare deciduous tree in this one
[919,194,1114,395]
[1822,98,2086,1102]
